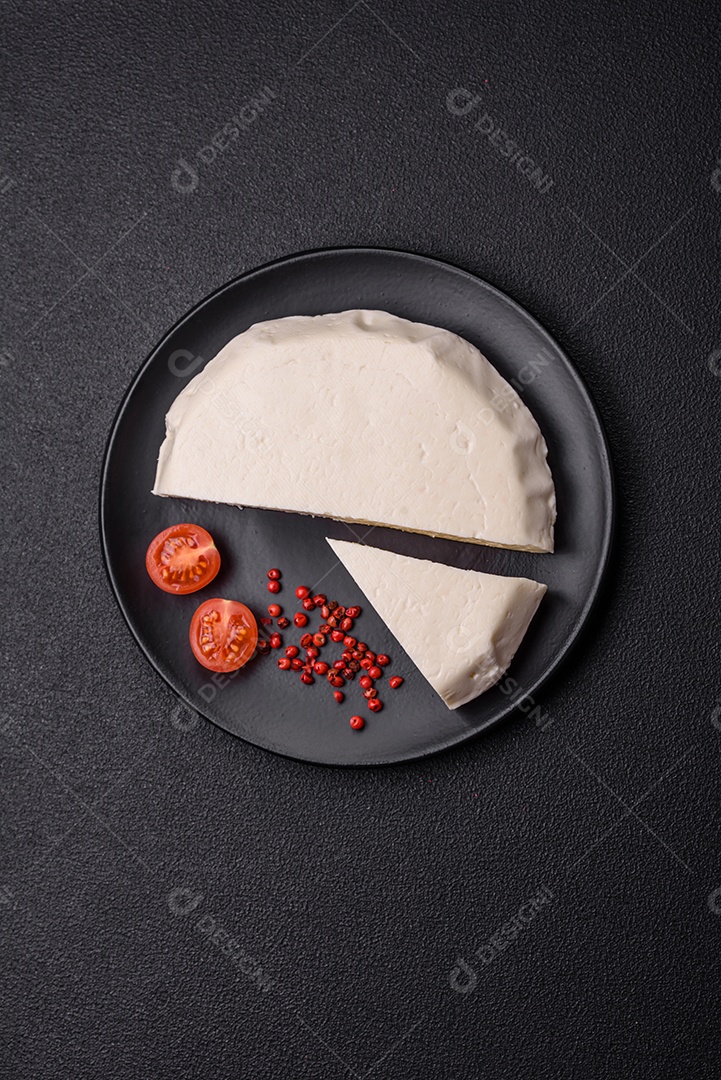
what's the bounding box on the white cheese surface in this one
[327,538,546,710]
[153,310,556,551]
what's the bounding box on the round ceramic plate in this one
[100,248,614,766]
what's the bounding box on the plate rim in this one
[99,245,616,766]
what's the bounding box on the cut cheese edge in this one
[327,538,546,710]
[153,310,556,551]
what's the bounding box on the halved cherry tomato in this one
[189,599,258,672]
[146,524,220,595]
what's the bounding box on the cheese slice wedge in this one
[327,538,546,709]
[153,310,555,551]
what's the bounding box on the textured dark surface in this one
[2,1,721,1076]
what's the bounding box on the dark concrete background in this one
[2,1,721,1076]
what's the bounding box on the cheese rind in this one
[153,310,556,551]
[327,538,546,710]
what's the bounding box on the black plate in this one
[100,248,614,766]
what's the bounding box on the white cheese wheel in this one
[153,310,556,551]
[327,538,546,709]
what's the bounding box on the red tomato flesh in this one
[189,599,258,672]
[146,524,220,595]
